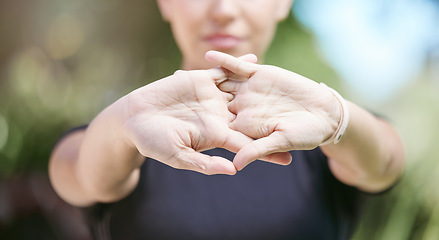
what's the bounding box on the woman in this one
[49,0,405,239]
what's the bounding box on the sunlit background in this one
[0,0,438,239]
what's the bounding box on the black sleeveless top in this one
[83,147,366,240]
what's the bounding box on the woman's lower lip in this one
[205,37,241,49]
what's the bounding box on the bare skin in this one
[49,0,404,207]
[49,55,291,206]
[205,50,405,193]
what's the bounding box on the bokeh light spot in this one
[45,13,84,60]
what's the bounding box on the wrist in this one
[319,83,350,145]
[116,93,144,154]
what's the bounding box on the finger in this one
[173,69,185,75]
[233,132,293,171]
[260,152,292,167]
[220,128,254,154]
[206,53,257,85]
[174,150,237,175]
[220,129,291,167]
[205,50,258,79]
[227,100,238,114]
[222,92,235,102]
[222,54,258,82]
[237,53,258,64]
[227,112,236,123]
[207,67,228,85]
[217,79,241,94]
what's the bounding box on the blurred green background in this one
[0,0,438,239]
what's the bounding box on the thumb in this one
[233,132,293,171]
[220,129,292,169]
[172,150,237,175]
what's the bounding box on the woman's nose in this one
[211,0,240,25]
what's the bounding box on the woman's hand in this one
[206,51,341,170]
[123,69,242,175]
[121,66,291,175]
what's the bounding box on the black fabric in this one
[82,147,367,240]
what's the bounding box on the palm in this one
[232,65,335,147]
[123,69,242,175]
[206,51,340,170]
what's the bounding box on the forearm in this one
[50,97,144,206]
[320,101,405,192]
[78,98,144,201]
[50,130,95,206]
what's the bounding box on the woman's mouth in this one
[205,34,242,49]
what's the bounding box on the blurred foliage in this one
[0,0,438,239]
[352,70,439,240]
[0,0,180,175]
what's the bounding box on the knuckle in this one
[191,158,207,172]
[172,152,208,173]
[173,70,185,75]
[169,152,185,169]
